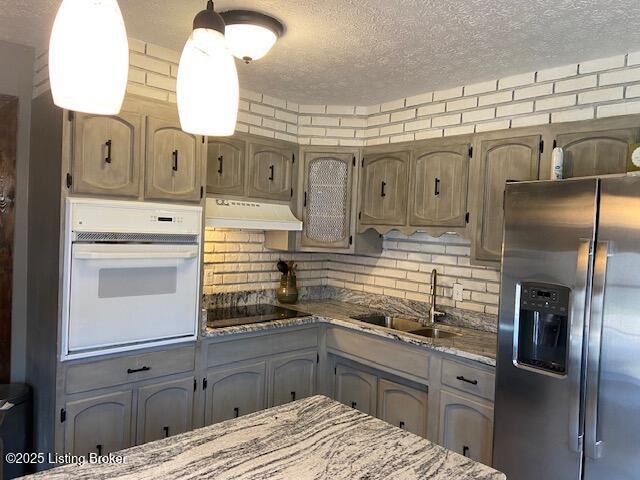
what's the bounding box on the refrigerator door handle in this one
[584,240,609,460]
[568,238,592,454]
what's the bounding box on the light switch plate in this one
[452,283,464,301]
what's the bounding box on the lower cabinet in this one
[136,376,194,444]
[377,378,428,437]
[334,364,378,416]
[439,389,494,465]
[64,390,133,457]
[268,351,317,407]
[204,362,266,425]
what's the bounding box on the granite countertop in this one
[26,396,505,480]
[204,300,497,367]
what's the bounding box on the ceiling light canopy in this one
[220,10,285,63]
[48,0,129,114]
[177,1,239,136]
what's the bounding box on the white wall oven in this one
[61,198,202,360]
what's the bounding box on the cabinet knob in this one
[172,150,179,171]
[104,140,112,164]
[233,407,239,418]
[217,155,223,175]
[163,426,169,438]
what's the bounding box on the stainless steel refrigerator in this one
[493,174,640,480]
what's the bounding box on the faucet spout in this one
[429,268,445,324]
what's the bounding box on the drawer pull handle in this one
[172,150,179,171]
[104,140,112,164]
[127,366,151,374]
[217,155,223,174]
[96,444,103,456]
[291,391,296,401]
[233,407,239,418]
[456,375,478,385]
[163,426,169,438]
[380,181,386,197]
[399,421,405,429]
[268,164,274,181]
[434,177,440,196]
[463,445,469,457]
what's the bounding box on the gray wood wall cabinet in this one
[246,140,295,201]
[554,127,639,178]
[359,150,410,227]
[206,137,246,196]
[70,110,142,197]
[334,363,378,416]
[408,140,470,231]
[438,389,494,465]
[63,390,133,457]
[471,134,541,265]
[144,115,203,202]
[136,376,195,444]
[377,378,428,437]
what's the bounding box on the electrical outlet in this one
[452,283,464,302]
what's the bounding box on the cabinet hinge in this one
[60,408,66,423]
[465,212,470,224]
[349,235,353,245]
[468,146,473,158]
[193,378,197,391]
[539,140,544,153]
[200,186,204,199]
[552,139,557,149]
[203,378,208,390]
[66,173,72,189]
[352,156,356,167]
[67,110,75,122]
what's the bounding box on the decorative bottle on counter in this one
[277,275,298,304]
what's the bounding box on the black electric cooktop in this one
[206,304,311,328]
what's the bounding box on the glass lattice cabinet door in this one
[301,152,354,249]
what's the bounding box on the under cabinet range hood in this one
[205,197,302,230]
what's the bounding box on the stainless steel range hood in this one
[205,197,302,231]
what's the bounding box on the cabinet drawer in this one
[441,359,495,401]
[326,327,429,383]
[206,327,318,367]
[65,345,196,394]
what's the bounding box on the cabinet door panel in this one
[474,135,540,263]
[410,143,469,227]
[136,376,194,445]
[556,128,637,178]
[301,153,353,248]
[360,152,409,226]
[269,351,317,407]
[439,389,494,466]
[145,116,202,201]
[207,138,246,196]
[205,362,266,425]
[377,379,428,437]
[247,142,293,201]
[72,112,141,197]
[334,364,377,416]
[64,390,132,456]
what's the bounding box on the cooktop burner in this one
[206,304,311,328]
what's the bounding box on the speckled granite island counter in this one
[25,396,505,480]
[204,299,497,366]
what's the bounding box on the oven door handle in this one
[74,249,198,260]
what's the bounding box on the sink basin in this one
[409,327,458,339]
[349,313,423,332]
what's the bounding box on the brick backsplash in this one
[32,38,640,314]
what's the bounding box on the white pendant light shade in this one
[225,24,277,62]
[177,28,239,136]
[48,0,129,114]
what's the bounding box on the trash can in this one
[0,384,31,480]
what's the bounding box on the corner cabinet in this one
[144,115,204,202]
[206,137,246,196]
[358,150,410,228]
[408,139,471,235]
[246,139,295,201]
[471,133,541,265]
[70,110,142,197]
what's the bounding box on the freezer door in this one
[493,178,598,480]
[583,175,640,480]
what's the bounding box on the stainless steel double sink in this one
[349,313,458,339]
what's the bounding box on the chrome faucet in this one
[428,268,445,324]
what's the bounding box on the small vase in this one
[277,275,298,304]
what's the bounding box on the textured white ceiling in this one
[2,0,640,105]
